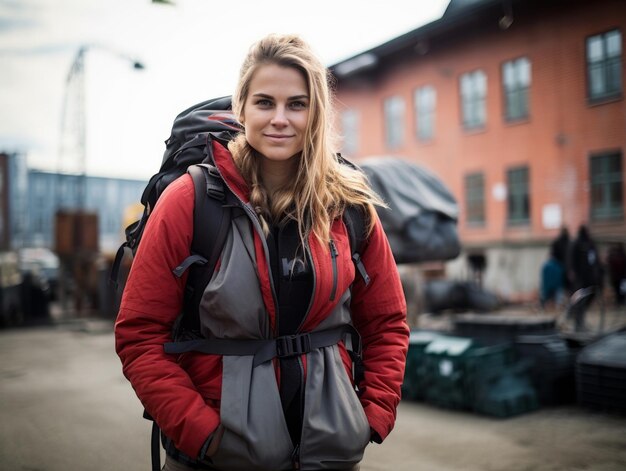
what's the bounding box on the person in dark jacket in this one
[115,34,408,471]
[606,242,626,306]
[550,226,571,293]
[540,245,565,310]
[568,225,602,330]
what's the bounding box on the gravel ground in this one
[363,401,626,471]
[0,321,624,471]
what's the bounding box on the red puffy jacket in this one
[115,141,408,460]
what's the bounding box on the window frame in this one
[501,56,531,122]
[384,95,406,149]
[414,85,436,141]
[459,69,487,130]
[464,172,486,226]
[589,150,623,221]
[586,29,623,103]
[506,166,530,226]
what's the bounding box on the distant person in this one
[568,225,603,330]
[540,246,565,310]
[606,242,626,306]
[115,34,408,471]
[550,226,571,293]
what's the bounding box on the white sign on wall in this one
[492,183,507,201]
[542,204,562,229]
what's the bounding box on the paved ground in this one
[0,319,625,471]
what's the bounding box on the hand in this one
[205,424,225,458]
[370,428,382,444]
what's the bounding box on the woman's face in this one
[242,64,310,164]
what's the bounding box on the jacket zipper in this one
[291,241,314,467]
[291,443,301,469]
[216,164,310,468]
[293,241,315,334]
[329,239,338,302]
[292,354,306,469]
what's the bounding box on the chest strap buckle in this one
[276,333,312,358]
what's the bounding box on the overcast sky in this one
[0,0,449,180]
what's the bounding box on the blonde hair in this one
[229,34,382,247]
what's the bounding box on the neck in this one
[260,156,299,195]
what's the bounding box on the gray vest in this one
[197,211,370,470]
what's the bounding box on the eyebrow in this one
[252,93,310,100]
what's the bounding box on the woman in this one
[115,34,408,471]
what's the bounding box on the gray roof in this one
[444,0,494,16]
[330,0,533,78]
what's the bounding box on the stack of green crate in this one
[472,368,539,417]
[467,343,539,417]
[402,331,442,400]
[421,336,539,417]
[422,336,476,409]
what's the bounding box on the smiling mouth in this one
[264,134,293,139]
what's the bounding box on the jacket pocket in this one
[299,345,370,470]
[208,356,293,471]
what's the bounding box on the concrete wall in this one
[445,247,547,302]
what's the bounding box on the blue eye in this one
[290,101,307,110]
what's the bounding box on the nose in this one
[270,105,288,127]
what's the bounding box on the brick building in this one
[331,0,625,301]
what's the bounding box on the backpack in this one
[110,96,370,471]
[109,95,240,293]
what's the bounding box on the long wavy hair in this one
[229,34,382,247]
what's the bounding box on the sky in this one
[0,0,450,180]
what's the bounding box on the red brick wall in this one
[334,0,626,247]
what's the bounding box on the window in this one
[384,96,405,149]
[587,29,622,101]
[106,180,118,232]
[502,57,531,121]
[33,196,45,233]
[0,165,4,243]
[507,166,530,225]
[460,70,487,129]
[341,109,359,155]
[590,151,623,220]
[414,85,436,141]
[465,172,485,225]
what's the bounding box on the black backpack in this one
[109,95,239,292]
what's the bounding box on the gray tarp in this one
[360,157,461,264]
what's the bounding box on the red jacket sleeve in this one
[114,174,220,458]
[350,215,409,442]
